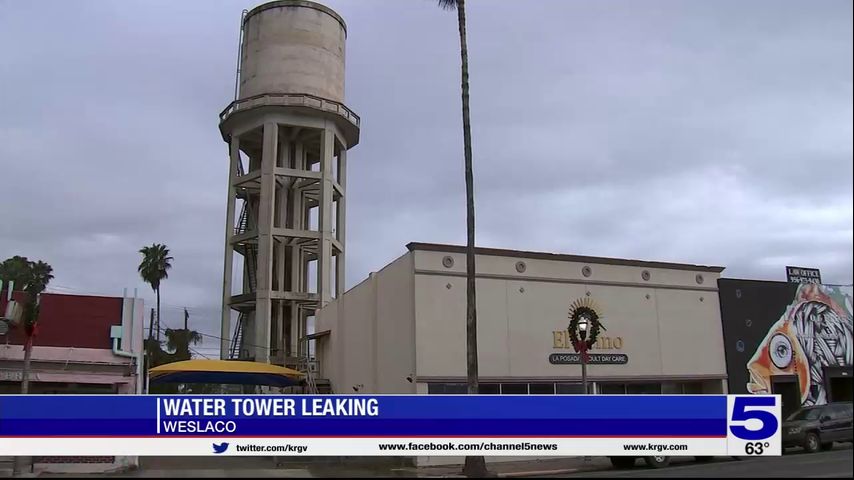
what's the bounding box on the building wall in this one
[717,279,853,411]
[0,345,137,393]
[1,293,124,349]
[411,248,726,467]
[340,274,376,391]
[315,298,338,383]
[375,253,416,393]
[315,253,415,394]
[413,250,727,382]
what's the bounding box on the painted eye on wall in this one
[769,333,793,369]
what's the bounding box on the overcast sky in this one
[1,0,851,354]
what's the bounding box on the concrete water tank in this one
[239,0,347,103]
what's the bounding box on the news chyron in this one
[0,394,781,457]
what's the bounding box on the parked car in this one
[782,402,853,453]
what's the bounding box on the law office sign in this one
[786,266,821,284]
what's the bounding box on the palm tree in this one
[164,328,203,361]
[1,256,53,476]
[137,244,173,343]
[0,256,53,295]
[437,1,486,477]
[28,261,54,295]
[0,256,54,394]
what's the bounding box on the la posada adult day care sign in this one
[0,395,781,457]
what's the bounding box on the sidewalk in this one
[26,456,613,478]
[405,457,612,478]
[147,457,608,478]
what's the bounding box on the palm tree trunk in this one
[455,0,487,477]
[156,288,161,343]
[21,339,32,394]
[12,337,34,475]
[21,339,33,395]
[146,307,155,393]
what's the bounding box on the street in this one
[27,445,854,477]
[549,447,853,478]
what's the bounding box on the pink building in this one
[0,289,145,474]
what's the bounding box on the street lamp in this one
[577,314,590,394]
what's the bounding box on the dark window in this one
[427,383,467,395]
[529,383,555,395]
[786,408,822,421]
[599,383,626,395]
[501,384,528,395]
[818,405,836,420]
[627,383,662,395]
[478,383,500,394]
[556,383,585,394]
[662,382,683,394]
[829,403,852,418]
[681,382,704,394]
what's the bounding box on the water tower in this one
[218,0,359,366]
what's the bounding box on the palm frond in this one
[164,328,203,354]
[138,243,173,291]
[437,0,458,10]
[0,255,53,296]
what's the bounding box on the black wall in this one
[718,278,853,408]
[717,279,799,396]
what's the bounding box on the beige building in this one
[314,243,728,465]
[316,242,728,397]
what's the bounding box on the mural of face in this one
[746,284,853,406]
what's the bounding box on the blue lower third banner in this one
[0,395,780,457]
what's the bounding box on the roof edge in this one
[406,242,725,273]
[244,1,347,36]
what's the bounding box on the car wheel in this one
[804,432,821,453]
[609,457,637,469]
[821,442,833,451]
[644,456,671,468]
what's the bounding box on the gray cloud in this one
[1,0,851,354]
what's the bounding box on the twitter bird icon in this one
[212,442,229,454]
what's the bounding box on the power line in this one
[145,320,272,353]
[189,347,211,359]
[196,331,272,352]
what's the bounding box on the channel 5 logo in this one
[728,396,780,440]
